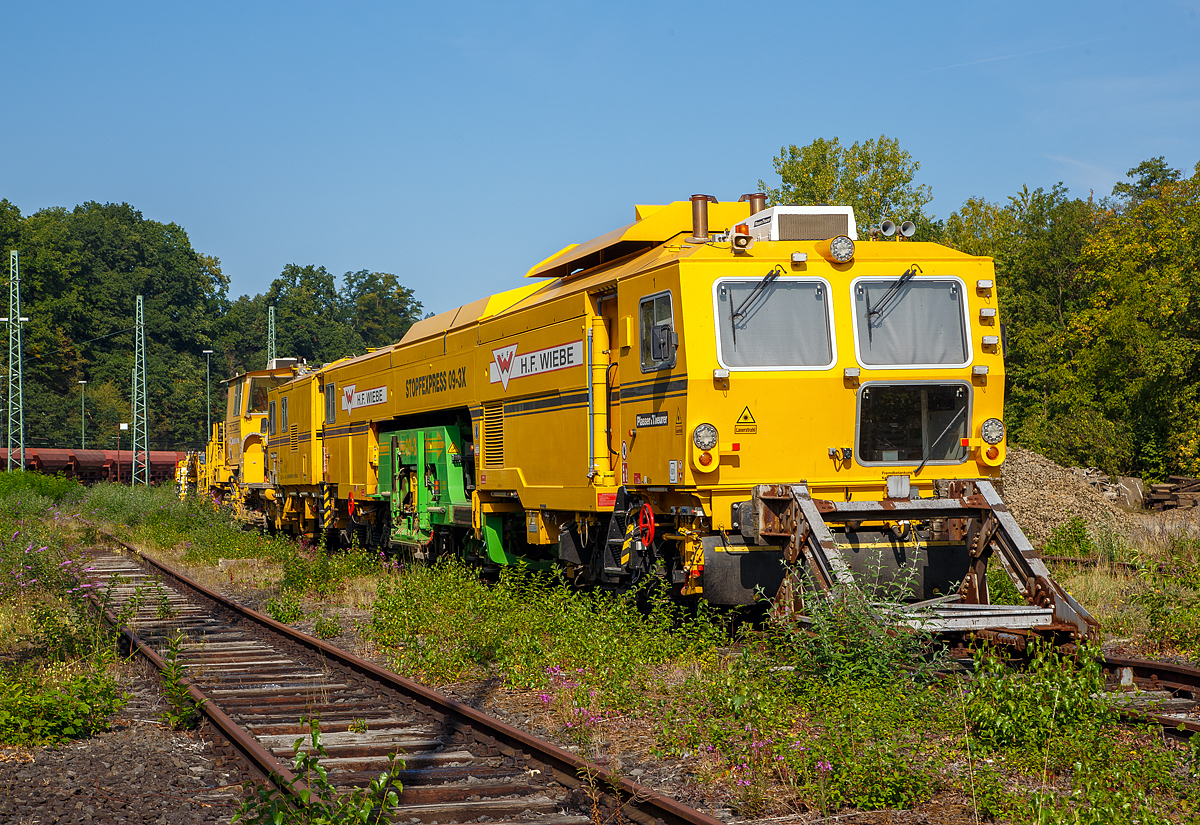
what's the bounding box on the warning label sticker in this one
[735,406,757,434]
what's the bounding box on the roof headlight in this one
[981,418,1005,445]
[692,423,718,451]
[817,235,855,263]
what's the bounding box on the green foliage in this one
[0,665,124,746]
[233,718,403,825]
[87,482,293,564]
[266,590,305,624]
[777,583,941,685]
[967,641,1111,751]
[942,157,1200,478]
[760,135,934,235]
[314,614,342,639]
[282,545,379,599]
[1044,516,1097,557]
[159,629,204,730]
[0,471,83,503]
[369,559,723,705]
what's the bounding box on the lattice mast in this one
[5,251,25,472]
[132,294,149,485]
[267,305,276,366]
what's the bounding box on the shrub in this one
[967,640,1111,750]
[1044,517,1096,558]
[265,591,305,624]
[0,665,125,746]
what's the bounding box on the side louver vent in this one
[482,401,504,467]
[290,423,299,452]
[777,213,849,241]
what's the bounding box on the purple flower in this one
[538,694,552,704]
[817,761,832,773]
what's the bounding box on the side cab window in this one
[325,383,336,425]
[268,400,276,435]
[281,396,290,433]
[639,291,677,372]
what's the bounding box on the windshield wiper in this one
[914,404,966,476]
[865,264,922,343]
[729,264,783,345]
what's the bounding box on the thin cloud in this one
[919,38,1107,75]
[1044,155,1122,193]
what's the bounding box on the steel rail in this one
[103,539,726,825]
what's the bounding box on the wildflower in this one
[538,694,551,704]
[817,761,832,773]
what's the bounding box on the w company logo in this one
[490,345,518,390]
[342,385,356,412]
[489,339,583,391]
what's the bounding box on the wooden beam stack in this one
[1145,476,1200,511]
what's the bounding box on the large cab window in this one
[325,383,336,425]
[857,383,969,465]
[715,278,834,369]
[852,277,969,366]
[639,291,676,372]
[247,377,284,413]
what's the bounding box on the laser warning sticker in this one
[735,406,757,434]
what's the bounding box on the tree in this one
[1073,160,1200,477]
[343,269,423,348]
[759,136,933,234]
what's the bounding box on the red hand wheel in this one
[637,502,656,546]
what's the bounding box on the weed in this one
[348,718,368,734]
[1044,516,1097,557]
[233,718,403,824]
[159,629,204,730]
[967,640,1111,752]
[0,663,124,745]
[266,591,305,624]
[314,614,342,639]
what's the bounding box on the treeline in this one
[0,201,422,451]
[765,139,1200,480]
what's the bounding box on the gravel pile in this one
[1001,446,1137,546]
[0,665,243,824]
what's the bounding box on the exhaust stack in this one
[739,192,768,214]
[688,194,717,244]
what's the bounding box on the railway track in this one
[86,544,724,825]
[1100,654,1200,735]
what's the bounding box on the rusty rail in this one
[96,539,727,825]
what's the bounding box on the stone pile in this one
[1000,447,1137,545]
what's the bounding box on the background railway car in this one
[202,195,1096,640]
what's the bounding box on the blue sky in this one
[3,1,1198,315]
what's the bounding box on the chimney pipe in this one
[739,193,768,214]
[688,194,716,244]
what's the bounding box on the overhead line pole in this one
[267,305,276,367]
[4,251,27,472]
[132,295,149,485]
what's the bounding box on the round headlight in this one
[692,423,718,451]
[981,418,1005,445]
[829,235,855,262]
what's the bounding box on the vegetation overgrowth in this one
[67,482,1200,819]
[0,472,129,746]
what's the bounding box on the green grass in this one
[0,474,127,746]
